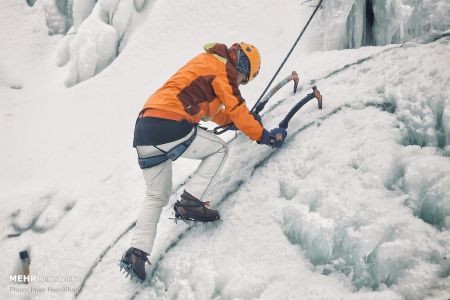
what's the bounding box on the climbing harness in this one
[213,71,299,134]
[137,127,198,169]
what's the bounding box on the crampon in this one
[118,247,151,283]
[170,192,221,226]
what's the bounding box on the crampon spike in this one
[170,215,221,227]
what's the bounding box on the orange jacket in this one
[142,43,264,141]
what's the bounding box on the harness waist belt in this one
[138,154,168,169]
[137,127,197,169]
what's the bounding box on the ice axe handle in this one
[278,86,322,129]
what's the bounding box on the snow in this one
[40,0,70,35]
[1,0,449,299]
[57,0,136,86]
[133,0,146,12]
[72,0,95,30]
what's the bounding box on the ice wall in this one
[27,0,73,35]
[56,0,138,87]
[320,0,450,49]
[34,0,150,87]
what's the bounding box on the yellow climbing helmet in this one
[238,42,261,82]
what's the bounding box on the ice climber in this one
[119,42,288,281]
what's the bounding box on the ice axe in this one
[278,86,322,129]
[253,71,299,115]
[213,71,299,135]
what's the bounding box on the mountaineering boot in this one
[173,191,220,222]
[118,247,151,281]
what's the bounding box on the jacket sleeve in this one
[211,108,232,126]
[211,66,264,141]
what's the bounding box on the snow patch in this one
[5,191,76,239]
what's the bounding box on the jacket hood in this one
[203,43,235,64]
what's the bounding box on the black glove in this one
[258,128,287,148]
